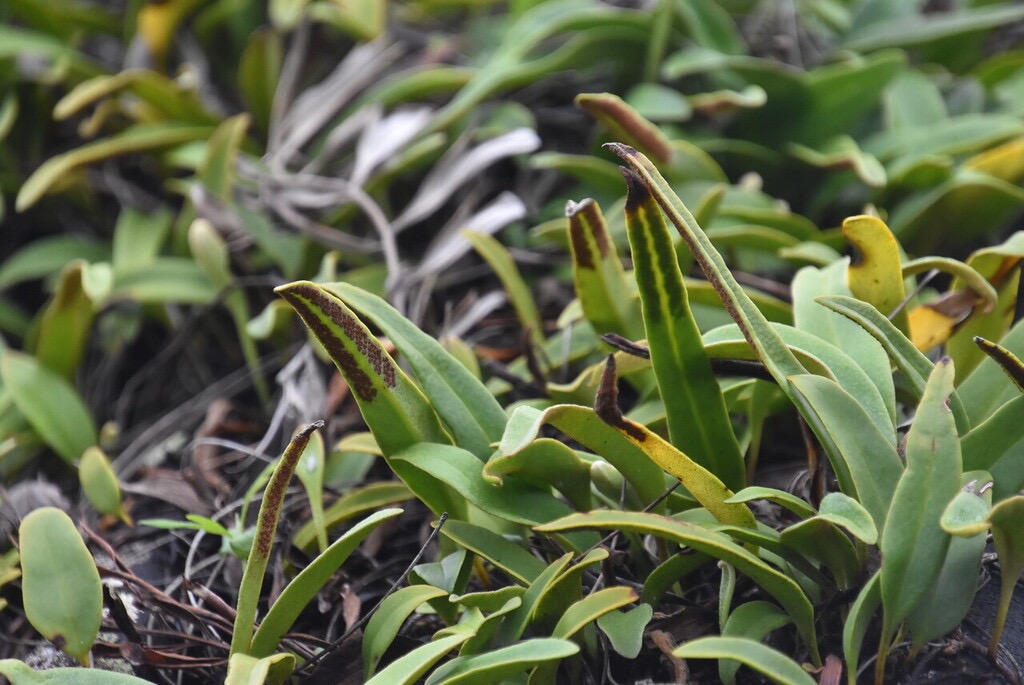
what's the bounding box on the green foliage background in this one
[3,0,1024,683]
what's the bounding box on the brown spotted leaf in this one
[275,281,451,456]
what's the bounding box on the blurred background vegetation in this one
[3,0,1024,682]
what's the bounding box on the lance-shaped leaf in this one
[606,146,806,394]
[566,198,640,338]
[231,422,322,657]
[275,281,451,456]
[878,359,961,665]
[323,281,507,460]
[842,215,909,334]
[593,356,755,528]
[16,124,214,212]
[536,510,819,665]
[622,169,744,490]
[974,335,1024,392]
[463,230,544,349]
[250,508,403,657]
[576,92,673,164]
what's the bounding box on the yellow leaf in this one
[843,215,909,334]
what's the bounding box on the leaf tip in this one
[619,166,649,211]
[602,141,638,159]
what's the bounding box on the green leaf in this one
[364,585,450,678]
[18,508,102,664]
[961,395,1024,499]
[816,492,877,545]
[816,295,970,433]
[879,359,961,649]
[842,4,1024,53]
[596,603,653,659]
[424,638,579,685]
[364,633,472,685]
[705,321,895,443]
[439,519,546,585]
[622,168,745,490]
[0,659,154,684]
[788,375,901,531]
[294,431,328,552]
[577,92,673,164]
[463,231,544,348]
[79,446,130,524]
[324,282,507,460]
[0,236,107,291]
[275,282,460,516]
[112,258,218,304]
[392,443,583,535]
[606,146,808,403]
[231,423,322,657]
[238,28,282,134]
[673,637,816,685]
[250,508,403,657]
[553,587,639,640]
[720,602,791,685]
[0,349,97,463]
[724,486,816,520]
[32,261,95,379]
[197,114,250,200]
[843,572,880,685]
[535,510,819,664]
[500,404,666,510]
[492,553,573,646]
[985,496,1024,656]
[565,198,640,338]
[907,475,991,648]
[483,438,591,512]
[224,652,295,685]
[291,481,413,551]
[16,124,214,211]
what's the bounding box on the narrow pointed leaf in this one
[251,508,403,657]
[231,422,322,656]
[463,231,544,347]
[974,336,1024,393]
[0,660,154,684]
[985,496,1024,656]
[439,519,546,584]
[16,124,213,211]
[606,146,806,388]
[843,573,881,685]
[363,585,451,678]
[622,169,744,490]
